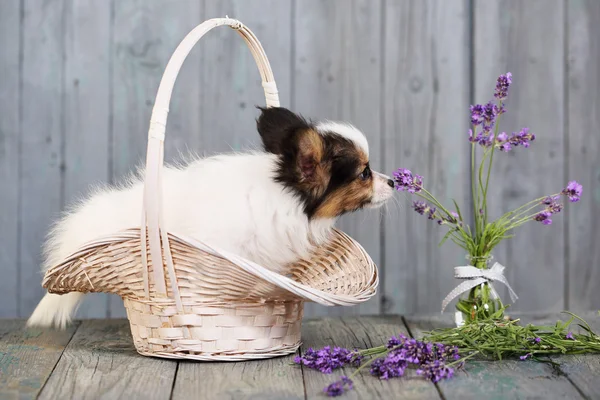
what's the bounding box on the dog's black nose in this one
[387,179,394,188]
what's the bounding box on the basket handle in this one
[141,18,280,307]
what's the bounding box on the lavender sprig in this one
[293,346,362,374]
[298,337,466,397]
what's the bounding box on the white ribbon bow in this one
[441,262,518,313]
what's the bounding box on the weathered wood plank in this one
[566,0,600,310]
[382,0,471,314]
[404,314,585,400]
[473,1,566,312]
[19,0,65,317]
[301,316,440,399]
[110,0,203,317]
[63,0,111,319]
[0,0,20,317]
[0,320,78,400]
[294,0,384,317]
[172,350,303,400]
[39,319,176,399]
[511,311,600,399]
[200,0,292,154]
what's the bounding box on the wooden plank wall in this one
[0,0,598,319]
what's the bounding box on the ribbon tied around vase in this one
[441,262,518,313]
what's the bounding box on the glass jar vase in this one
[454,255,504,326]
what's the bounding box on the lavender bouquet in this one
[393,73,582,325]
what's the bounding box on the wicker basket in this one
[42,17,378,361]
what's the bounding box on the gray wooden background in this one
[0,0,598,319]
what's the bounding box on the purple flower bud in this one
[412,201,428,215]
[387,334,407,349]
[566,332,575,340]
[561,181,583,203]
[295,346,361,374]
[482,102,498,132]
[393,169,423,193]
[497,131,508,142]
[324,376,353,397]
[427,207,437,220]
[520,353,532,361]
[499,142,512,152]
[541,195,563,214]
[470,104,485,126]
[370,356,408,380]
[416,360,455,383]
[533,211,552,225]
[506,128,535,149]
[495,72,512,100]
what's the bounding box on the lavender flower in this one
[495,72,512,101]
[566,332,575,340]
[324,376,353,397]
[387,334,407,349]
[482,102,499,132]
[469,102,499,136]
[369,354,408,380]
[470,104,485,126]
[470,129,496,148]
[532,337,542,344]
[393,169,423,193]
[412,201,428,215]
[416,360,455,383]
[495,128,535,151]
[533,211,552,226]
[435,343,461,361]
[542,195,563,214]
[294,346,359,374]
[413,203,462,227]
[437,212,462,227]
[562,181,583,203]
[509,128,535,148]
[495,132,512,152]
[520,353,532,361]
[427,207,437,220]
[401,339,433,364]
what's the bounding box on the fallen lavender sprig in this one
[294,334,472,397]
[293,346,362,374]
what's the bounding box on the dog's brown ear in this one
[256,107,309,154]
[296,129,323,181]
[293,128,329,196]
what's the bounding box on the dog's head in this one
[257,107,394,219]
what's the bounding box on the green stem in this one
[471,137,479,240]
[483,106,503,224]
[416,190,455,218]
[496,193,560,223]
[447,351,480,367]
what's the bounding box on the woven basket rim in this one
[44,227,378,306]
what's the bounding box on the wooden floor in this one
[1,312,599,400]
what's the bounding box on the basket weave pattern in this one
[42,18,378,361]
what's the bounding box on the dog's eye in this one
[359,166,371,180]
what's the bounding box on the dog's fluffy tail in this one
[27,292,85,329]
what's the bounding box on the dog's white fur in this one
[28,123,392,329]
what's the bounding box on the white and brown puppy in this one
[28,107,394,328]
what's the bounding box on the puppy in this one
[27,107,394,328]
